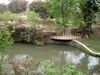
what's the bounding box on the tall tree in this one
[0,4,8,13]
[45,0,83,34]
[8,0,28,13]
[82,0,98,36]
[29,1,48,19]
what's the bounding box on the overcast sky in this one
[0,0,44,4]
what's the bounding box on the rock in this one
[10,55,33,75]
[10,55,44,75]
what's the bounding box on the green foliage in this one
[82,37,100,53]
[0,28,14,75]
[5,58,84,75]
[29,1,48,19]
[26,11,41,26]
[21,27,37,43]
[41,60,59,75]
[62,65,83,75]
[0,11,16,24]
[81,0,99,35]
[45,0,84,27]
[0,28,14,51]
[41,60,84,75]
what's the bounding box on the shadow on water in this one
[6,43,100,75]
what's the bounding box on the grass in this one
[82,37,100,53]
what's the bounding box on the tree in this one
[81,0,98,36]
[0,4,8,13]
[29,1,48,19]
[8,0,28,13]
[45,0,83,34]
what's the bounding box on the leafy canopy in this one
[45,0,84,27]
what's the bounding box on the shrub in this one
[34,40,45,46]
[0,28,14,51]
[0,28,14,74]
[26,11,41,26]
[41,60,59,75]
[9,56,84,75]
[0,11,17,24]
[62,65,84,75]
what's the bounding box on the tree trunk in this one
[61,3,66,34]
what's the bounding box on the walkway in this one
[51,35,81,41]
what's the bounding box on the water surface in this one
[6,43,100,75]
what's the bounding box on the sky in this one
[0,0,10,4]
[0,0,37,4]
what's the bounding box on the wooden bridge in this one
[51,35,81,41]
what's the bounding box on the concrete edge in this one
[69,40,100,57]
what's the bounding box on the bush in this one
[29,1,48,19]
[0,11,17,24]
[9,56,84,75]
[62,65,84,75]
[0,28,14,75]
[26,11,41,26]
[0,28,14,51]
[41,60,84,75]
[41,60,59,75]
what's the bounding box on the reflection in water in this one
[6,43,100,75]
[88,56,99,70]
[64,51,85,65]
[93,73,98,75]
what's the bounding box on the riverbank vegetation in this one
[0,0,100,75]
[82,37,100,53]
[0,28,14,74]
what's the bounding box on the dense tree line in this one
[29,1,48,19]
[8,0,28,13]
[0,0,48,19]
[0,0,28,13]
[82,0,99,36]
[0,0,99,36]
[0,4,8,13]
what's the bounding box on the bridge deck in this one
[51,35,81,41]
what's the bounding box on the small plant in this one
[62,65,84,75]
[0,28,14,75]
[41,60,59,75]
[45,0,84,33]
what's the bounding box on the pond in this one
[6,43,100,75]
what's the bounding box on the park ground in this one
[81,26,100,53]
